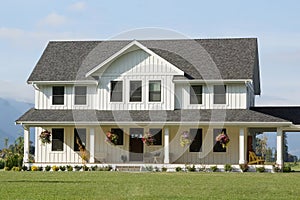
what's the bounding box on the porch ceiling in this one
[16,108,291,127]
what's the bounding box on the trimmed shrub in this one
[256,166,265,173]
[90,166,97,171]
[187,165,196,172]
[59,166,66,171]
[67,165,73,171]
[224,164,232,172]
[4,167,10,171]
[74,165,82,171]
[31,166,38,171]
[283,165,292,173]
[22,165,28,171]
[82,165,89,171]
[45,165,51,171]
[5,153,23,170]
[239,164,249,172]
[161,167,167,172]
[12,166,21,171]
[175,167,182,172]
[52,165,59,171]
[210,165,218,172]
[38,166,44,171]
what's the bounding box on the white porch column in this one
[164,127,169,164]
[276,128,284,167]
[89,128,95,163]
[23,127,30,164]
[239,127,246,164]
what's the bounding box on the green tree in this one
[256,135,268,158]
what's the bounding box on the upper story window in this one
[214,85,226,104]
[149,80,161,102]
[52,86,64,105]
[190,85,203,104]
[52,128,64,151]
[74,128,86,151]
[110,81,123,102]
[189,129,202,152]
[75,86,87,105]
[130,81,142,102]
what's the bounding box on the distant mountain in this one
[0,97,33,149]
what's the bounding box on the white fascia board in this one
[85,40,184,77]
[28,81,98,85]
[173,79,253,84]
[17,121,292,127]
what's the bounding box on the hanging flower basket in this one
[180,131,191,147]
[39,130,51,144]
[216,132,230,148]
[105,131,118,145]
[142,132,155,146]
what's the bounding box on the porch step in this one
[116,166,141,172]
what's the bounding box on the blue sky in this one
[0,1,300,155]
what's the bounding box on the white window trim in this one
[73,86,88,107]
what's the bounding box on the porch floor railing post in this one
[89,127,95,163]
[23,126,30,164]
[276,128,283,168]
[164,127,169,164]
[239,127,246,164]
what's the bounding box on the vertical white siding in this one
[175,83,248,109]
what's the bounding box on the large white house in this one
[16,38,300,168]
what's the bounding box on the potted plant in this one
[39,130,51,144]
[142,132,155,146]
[105,131,118,145]
[215,131,230,148]
[180,131,190,147]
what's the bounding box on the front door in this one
[129,128,144,161]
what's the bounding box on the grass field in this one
[0,171,300,200]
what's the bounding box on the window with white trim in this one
[52,86,64,105]
[190,85,203,104]
[110,81,123,102]
[130,81,142,102]
[149,80,161,102]
[214,85,226,104]
[75,86,87,105]
[52,128,64,151]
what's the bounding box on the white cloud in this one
[0,80,34,103]
[68,2,86,12]
[0,27,25,40]
[39,13,67,27]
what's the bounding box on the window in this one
[52,86,64,105]
[111,128,124,145]
[149,81,161,102]
[190,85,203,104]
[189,129,202,152]
[213,129,227,152]
[74,128,86,151]
[130,81,142,102]
[149,128,162,145]
[214,85,226,104]
[111,81,123,102]
[75,86,87,105]
[52,128,64,151]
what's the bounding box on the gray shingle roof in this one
[251,107,300,125]
[16,108,288,124]
[28,38,260,94]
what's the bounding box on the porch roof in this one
[251,107,300,125]
[16,108,291,126]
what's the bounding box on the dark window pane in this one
[149,81,161,102]
[189,129,202,152]
[111,81,123,102]
[74,128,86,151]
[52,128,64,151]
[52,86,64,105]
[190,85,202,104]
[111,128,124,145]
[75,86,87,105]
[214,85,226,104]
[213,129,227,152]
[130,81,142,102]
[149,129,162,145]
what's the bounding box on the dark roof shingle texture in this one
[28,38,260,94]
[17,108,288,124]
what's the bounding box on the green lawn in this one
[0,171,300,199]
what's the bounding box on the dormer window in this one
[190,85,203,104]
[130,81,142,102]
[149,80,161,102]
[75,86,87,105]
[111,81,123,102]
[52,86,64,105]
[214,85,226,104]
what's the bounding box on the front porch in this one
[22,125,289,168]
